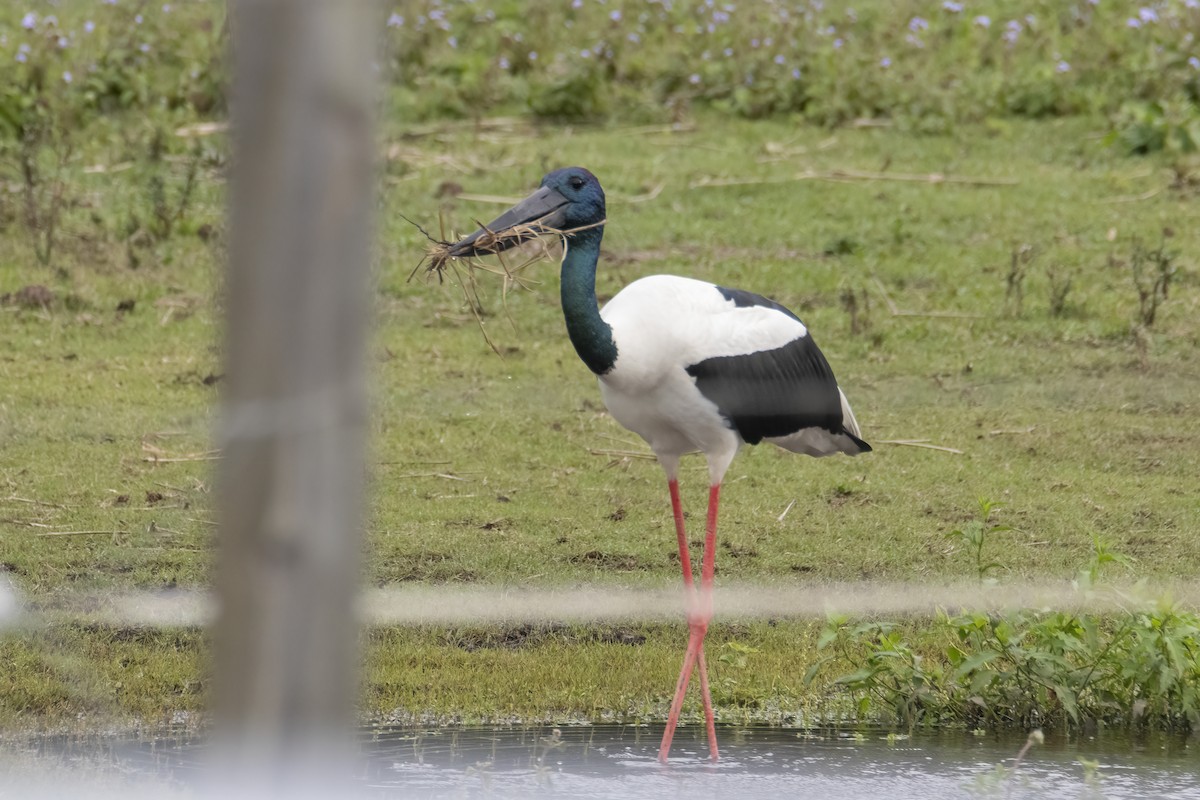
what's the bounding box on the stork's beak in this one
[446,185,570,258]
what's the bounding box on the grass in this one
[2,111,1199,732]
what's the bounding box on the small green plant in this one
[1126,231,1178,328]
[946,497,1011,583]
[714,640,765,707]
[806,617,942,728]
[839,285,870,336]
[1112,100,1200,156]
[813,502,1200,733]
[128,129,205,247]
[1045,264,1073,317]
[1005,245,1036,316]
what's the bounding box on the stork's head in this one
[446,167,606,258]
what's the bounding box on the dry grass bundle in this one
[405,215,605,355]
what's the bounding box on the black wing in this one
[685,332,845,445]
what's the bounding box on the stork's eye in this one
[569,176,586,190]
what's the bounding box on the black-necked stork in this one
[446,167,871,763]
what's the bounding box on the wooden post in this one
[216,1,376,790]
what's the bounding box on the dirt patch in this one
[374,551,479,584]
[2,285,54,309]
[445,623,648,651]
[721,541,759,559]
[569,550,644,571]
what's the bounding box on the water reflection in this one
[3,724,1196,800]
[354,725,1196,800]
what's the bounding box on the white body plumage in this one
[597,275,866,483]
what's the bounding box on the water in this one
[4,724,1197,799]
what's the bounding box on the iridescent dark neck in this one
[559,226,617,375]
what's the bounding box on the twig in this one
[871,276,901,315]
[142,452,222,463]
[777,499,797,522]
[453,193,523,205]
[620,182,665,204]
[989,426,1036,436]
[588,448,658,461]
[612,122,697,137]
[36,530,123,537]
[689,168,1018,189]
[880,439,964,455]
[174,121,229,138]
[394,472,469,481]
[3,496,67,509]
[1098,187,1163,204]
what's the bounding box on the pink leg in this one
[658,480,721,764]
[697,484,721,761]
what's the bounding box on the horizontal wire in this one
[5,581,1195,630]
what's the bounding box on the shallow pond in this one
[4,724,1197,799]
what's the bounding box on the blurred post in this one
[216,0,376,791]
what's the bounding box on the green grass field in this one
[2,109,1197,732]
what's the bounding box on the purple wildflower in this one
[16,51,27,63]
[21,12,36,29]
[688,73,701,84]
[610,9,621,21]
[1190,56,1200,69]
[774,54,785,65]
[833,38,843,49]
[499,56,509,69]
[63,70,73,83]
[1055,60,1070,73]
[1138,7,1158,22]
[792,67,802,79]
[135,13,143,24]
[387,12,404,27]
[943,1,963,12]
[974,16,991,28]
[1127,17,1141,28]
[84,20,95,33]
[880,56,891,68]
[139,42,150,52]
[909,16,929,32]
